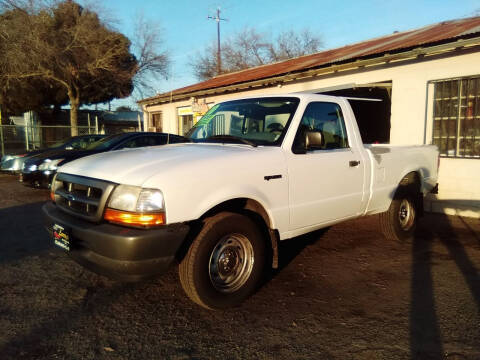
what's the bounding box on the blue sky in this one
[91,0,480,109]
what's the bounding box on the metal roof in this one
[139,16,480,105]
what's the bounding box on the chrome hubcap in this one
[398,199,415,231]
[209,234,254,293]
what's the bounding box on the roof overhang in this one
[139,36,480,108]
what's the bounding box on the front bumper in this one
[1,157,25,173]
[43,202,190,281]
[20,170,55,188]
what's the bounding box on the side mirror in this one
[292,130,323,154]
[305,130,323,150]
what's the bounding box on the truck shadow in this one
[0,201,52,264]
[410,213,480,359]
[274,227,330,274]
[410,222,444,359]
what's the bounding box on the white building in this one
[139,16,480,218]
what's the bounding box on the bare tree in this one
[0,0,142,134]
[222,28,271,70]
[191,27,323,80]
[130,13,170,100]
[191,41,218,81]
[270,29,322,61]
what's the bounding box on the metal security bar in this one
[210,114,225,135]
[432,76,480,158]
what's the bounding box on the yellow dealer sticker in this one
[53,223,71,251]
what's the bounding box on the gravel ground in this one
[0,173,479,360]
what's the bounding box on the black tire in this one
[379,187,418,242]
[179,212,266,310]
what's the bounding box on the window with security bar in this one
[432,77,480,158]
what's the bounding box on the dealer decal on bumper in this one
[53,223,71,251]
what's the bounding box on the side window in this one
[117,136,156,149]
[71,136,100,150]
[153,134,168,145]
[116,137,138,149]
[295,102,349,150]
[167,135,187,144]
[67,139,84,149]
[143,136,158,146]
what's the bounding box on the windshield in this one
[86,133,125,150]
[48,140,68,148]
[46,136,99,150]
[48,139,70,148]
[64,136,99,150]
[186,97,300,146]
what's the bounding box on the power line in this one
[207,8,227,75]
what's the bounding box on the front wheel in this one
[379,190,418,242]
[179,212,266,310]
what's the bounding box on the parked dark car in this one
[1,134,106,173]
[20,132,187,188]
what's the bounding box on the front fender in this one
[192,184,277,228]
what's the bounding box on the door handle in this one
[349,160,360,167]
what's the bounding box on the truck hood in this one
[58,143,284,187]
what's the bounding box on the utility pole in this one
[208,8,227,75]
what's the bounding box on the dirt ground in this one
[0,173,479,360]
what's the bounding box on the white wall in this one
[143,51,480,218]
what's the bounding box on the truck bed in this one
[364,144,438,215]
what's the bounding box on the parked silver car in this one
[0,134,105,173]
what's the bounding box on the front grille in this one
[52,173,116,222]
[56,183,101,215]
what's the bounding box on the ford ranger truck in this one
[43,94,439,310]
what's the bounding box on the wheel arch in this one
[201,198,272,227]
[379,170,422,242]
[179,197,280,269]
[395,170,423,217]
[398,170,421,190]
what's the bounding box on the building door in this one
[181,115,194,135]
[177,106,194,135]
[150,112,162,132]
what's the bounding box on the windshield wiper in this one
[205,135,257,147]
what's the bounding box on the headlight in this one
[105,185,165,227]
[38,158,64,171]
[137,189,165,212]
[108,185,164,212]
[107,185,142,212]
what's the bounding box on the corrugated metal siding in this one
[142,16,480,102]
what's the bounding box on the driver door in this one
[287,101,366,230]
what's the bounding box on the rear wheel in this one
[179,212,266,310]
[379,189,418,242]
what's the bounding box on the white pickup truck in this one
[43,94,439,309]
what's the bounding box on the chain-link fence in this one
[0,125,97,156]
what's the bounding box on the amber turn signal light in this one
[104,208,165,227]
[50,190,55,202]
